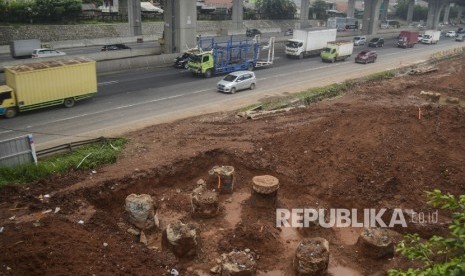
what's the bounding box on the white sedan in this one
[32,48,66,58]
[445,31,456,37]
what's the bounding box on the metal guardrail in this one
[36,136,120,158]
[0,134,37,168]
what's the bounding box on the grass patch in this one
[365,70,395,81]
[0,138,127,187]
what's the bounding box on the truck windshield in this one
[190,55,201,63]
[285,41,299,48]
[322,47,331,53]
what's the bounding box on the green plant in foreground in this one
[389,190,465,276]
[366,70,395,81]
[0,138,127,186]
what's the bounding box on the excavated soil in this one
[1,56,465,275]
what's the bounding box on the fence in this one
[0,134,37,168]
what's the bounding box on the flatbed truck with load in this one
[0,57,98,118]
[187,36,275,78]
[285,29,337,59]
[320,40,354,62]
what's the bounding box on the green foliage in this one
[255,0,296,19]
[310,0,328,20]
[0,139,126,186]
[389,190,465,276]
[366,70,395,81]
[0,0,82,24]
[395,0,428,21]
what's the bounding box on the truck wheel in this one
[230,87,236,94]
[204,69,212,78]
[299,53,304,60]
[247,62,254,71]
[331,58,335,63]
[184,63,189,69]
[4,107,17,119]
[64,98,75,108]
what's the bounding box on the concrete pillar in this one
[458,6,463,21]
[443,3,451,24]
[362,0,383,35]
[119,0,128,17]
[163,0,197,54]
[406,0,414,24]
[300,0,310,28]
[232,0,243,30]
[380,0,389,21]
[434,3,445,29]
[347,0,356,18]
[128,0,142,36]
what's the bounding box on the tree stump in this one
[125,194,157,230]
[191,184,219,218]
[356,227,394,259]
[293,238,330,276]
[208,166,235,194]
[251,175,279,208]
[220,250,257,276]
[162,220,200,259]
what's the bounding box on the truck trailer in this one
[0,57,98,118]
[10,39,41,59]
[397,31,419,48]
[421,30,440,44]
[188,36,275,78]
[320,40,354,62]
[285,29,337,59]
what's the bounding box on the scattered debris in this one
[162,220,200,259]
[140,231,148,245]
[54,207,61,214]
[103,242,108,247]
[78,220,84,225]
[420,90,441,102]
[170,268,179,276]
[210,265,221,274]
[356,227,394,258]
[251,175,280,208]
[125,194,157,230]
[42,209,53,214]
[9,216,15,221]
[408,66,438,75]
[0,227,4,233]
[127,228,140,236]
[446,97,460,105]
[294,238,330,276]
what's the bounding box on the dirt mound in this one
[1,57,464,275]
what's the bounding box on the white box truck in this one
[421,30,440,44]
[285,29,337,59]
[320,41,354,62]
[10,39,41,58]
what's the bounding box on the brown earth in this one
[1,56,464,276]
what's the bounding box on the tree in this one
[311,0,328,20]
[255,0,296,20]
[389,190,465,276]
[395,0,428,21]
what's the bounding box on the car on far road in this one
[217,71,256,94]
[353,36,366,46]
[456,34,465,42]
[101,44,131,51]
[246,28,261,37]
[445,31,456,37]
[368,37,384,47]
[355,49,377,64]
[32,48,66,58]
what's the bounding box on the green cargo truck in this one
[0,57,97,118]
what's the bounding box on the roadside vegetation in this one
[241,70,395,112]
[0,138,126,186]
[389,190,465,276]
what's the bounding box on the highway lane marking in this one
[0,130,13,135]
[20,88,213,128]
[98,81,119,86]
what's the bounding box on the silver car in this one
[353,36,366,46]
[217,71,256,94]
[32,48,66,58]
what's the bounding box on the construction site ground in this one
[1,56,464,276]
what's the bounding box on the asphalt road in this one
[0,36,463,150]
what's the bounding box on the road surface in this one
[0,36,462,150]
